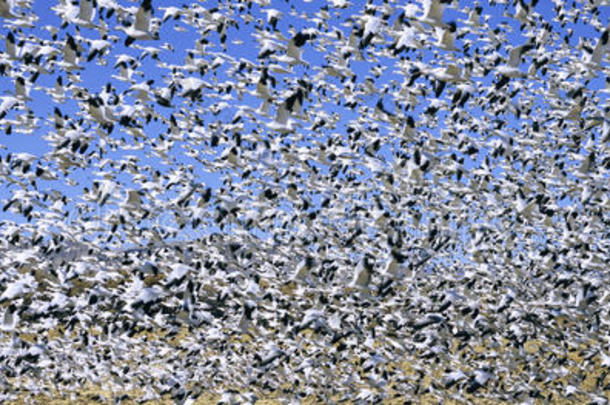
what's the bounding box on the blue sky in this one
[0,0,608,259]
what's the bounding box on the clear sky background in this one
[0,0,608,263]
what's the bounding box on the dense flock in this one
[0,0,609,403]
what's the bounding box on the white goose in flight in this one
[117,0,159,47]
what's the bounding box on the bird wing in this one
[78,0,94,22]
[589,29,609,65]
[423,0,443,23]
[508,42,533,67]
[507,46,522,67]
[134,0,152,32]
[0,0,15,16]
[275,104,288,126]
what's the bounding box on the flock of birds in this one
[0,0,609,402]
